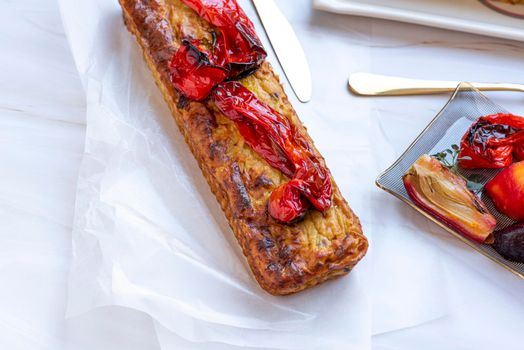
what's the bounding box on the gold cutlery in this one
[348,72,524,96]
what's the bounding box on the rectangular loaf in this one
[118,0,368,295]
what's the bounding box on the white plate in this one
[313,0,524,42]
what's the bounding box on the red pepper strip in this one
[170,40,228,101]
[169,0,267,100]
[213,81,333,223]
[235,121,295,177]
[459,113,524,169]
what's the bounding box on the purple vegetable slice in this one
[493,223,524,263]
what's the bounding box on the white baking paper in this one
[58,0,449,348]
[57,0,373,348]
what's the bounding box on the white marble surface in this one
[2,0,524,349]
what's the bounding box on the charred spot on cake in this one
[130,0,176,69]
[188,105,217,138]
[209,141,227,161]
[335,245,347,259]
[253,175,273,188]
[267,262,281,273]
[278,245,292,260]
[229,162,253,215]
[257,235,276,251]
[177,95,189,109]
[287,261,305,279]
[150,21,176,65]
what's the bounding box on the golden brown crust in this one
[118,0,368,295]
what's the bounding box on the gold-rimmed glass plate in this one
[376,83,524,280]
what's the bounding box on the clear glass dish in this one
[376,83,524,280]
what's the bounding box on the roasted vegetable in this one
[213,81,333,223]
[169,0,267,100]
[485,161,524,221]
[169,0,333,223]
[458,113,524,169]
[493,223,524,263]
[403,154,497,243]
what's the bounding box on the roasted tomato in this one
[403,155,497,243]
[485,161,524,221]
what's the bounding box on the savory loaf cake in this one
[118,0,368,295]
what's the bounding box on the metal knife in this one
[252,0,312,103]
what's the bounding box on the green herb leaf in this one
[431,144,462,171]
[431,145,486,195]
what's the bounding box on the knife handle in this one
[348,72,524,96]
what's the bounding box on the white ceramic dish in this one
[313,0,524,42]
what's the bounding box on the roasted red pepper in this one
[169,1,331,221]
[213,82,333,223]
[170,0,266,100]
[459,113,524,169]
[170,40,228,100]
[181,0,266,76]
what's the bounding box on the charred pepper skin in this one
[169,0,267,100]
[181,0,266,76]
[459,113,524,169]
[169,40,228,100]
[213,82,333,223]
[493,223,524,263]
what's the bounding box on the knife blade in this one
[252,0,312,103]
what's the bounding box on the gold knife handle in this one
[348,72,524,96]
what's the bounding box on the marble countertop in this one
[2,0,524,349]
